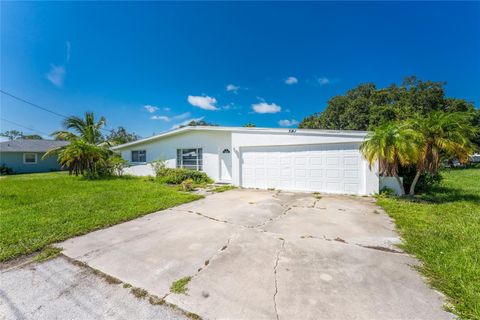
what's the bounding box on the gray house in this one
[0,139,69,174]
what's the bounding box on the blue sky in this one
[1,2,479,138]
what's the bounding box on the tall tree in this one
[23,134,44,140]
[0,130,25,140]
[360,123,423,195]
[407,112,478,195]
[299,76,477,131]
[52,112,106,144]
[179,120,217,128]
[107,126,140,146]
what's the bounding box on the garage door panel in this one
[309,157,323,165]
[240,143,362,195]
[310,169,323,177]
[326,169,340,178]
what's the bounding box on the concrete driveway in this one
[57,189,452,320]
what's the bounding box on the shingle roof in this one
[0,139,70,152]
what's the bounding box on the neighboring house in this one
[0,139,69,174]
[112,126,379,195]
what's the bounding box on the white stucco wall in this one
[119,130,230,181]
[115,128,379,195]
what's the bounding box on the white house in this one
[112,126,379,195]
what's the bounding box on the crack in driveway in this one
[273,238,285,320]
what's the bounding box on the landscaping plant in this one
[156,167,212,184]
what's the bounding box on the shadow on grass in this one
[397,186,480,204]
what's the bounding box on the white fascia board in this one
[111,126,369,151]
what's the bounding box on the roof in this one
[0,139,70,152]
[111,126,369,150]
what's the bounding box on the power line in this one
[0,117,51,136]
[1,90,68,119]
[0,89,113,134]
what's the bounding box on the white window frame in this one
[23,153,37,164]
[131,150,146,163]
[176,148,203,171]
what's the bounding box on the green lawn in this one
[0,172,201,262]
[377,168,480,319]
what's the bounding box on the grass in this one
[377,168,480,319]
[211,185,236,193]
[0,172,201,262]
[170,276,192,294]
[33,246,62,262]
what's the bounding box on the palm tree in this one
[45,112,110,176]
[407,112,478,195]
[52,112,106,144]
[360,122,423,195]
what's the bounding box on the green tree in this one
[244,123,256,127]
[360,123,423,195]
[107,126,140,146]
[299,76,477,131]
[52,112,106,144]
[0,130,25,140]
[23,134,43,140]
[55,140,109,176]
[46,112,111,177]
[407,112,478,195]
[179,120,217,128]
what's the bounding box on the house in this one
[112,126,379,195]
[0,139,69,174]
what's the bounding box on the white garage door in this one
[240,143,363,194]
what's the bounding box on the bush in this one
[151,159,166,176]
[0,164,13,175]
[85,156,128,179]
[156,168,212,184]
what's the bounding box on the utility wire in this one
[1,90,68,119]
[0,117,51,136]
[0,89,113,133]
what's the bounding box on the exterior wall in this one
[118,130,231,180]
[380,176,403,195]
[230,131,378,195]
[0,152,62,174]
[116,129,379,195]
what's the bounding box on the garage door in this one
[240,143,363,194]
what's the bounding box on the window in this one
[23,153,37,164]
[176,148,203,171]
[131,150,146,162]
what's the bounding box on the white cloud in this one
[172,116,205,129]
[150,115,170,121]
[187,95,219,110]
[174,112,191,120]
[163,107,171,112]
[285,76,298,85]
[252,102,281,114]
[318,76,330,85]
[45,64,66,87]
[144,105,158,113]
[226,84,240,93]
[278,119,299,127]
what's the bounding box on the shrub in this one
[156,168,212,184]
[0,164,13,175]
[379,187,396,197]
[151,159,166,176]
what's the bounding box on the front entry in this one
[219,147,232,181]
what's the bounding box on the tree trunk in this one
[409,170,422,196]
[394,175,405,196]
